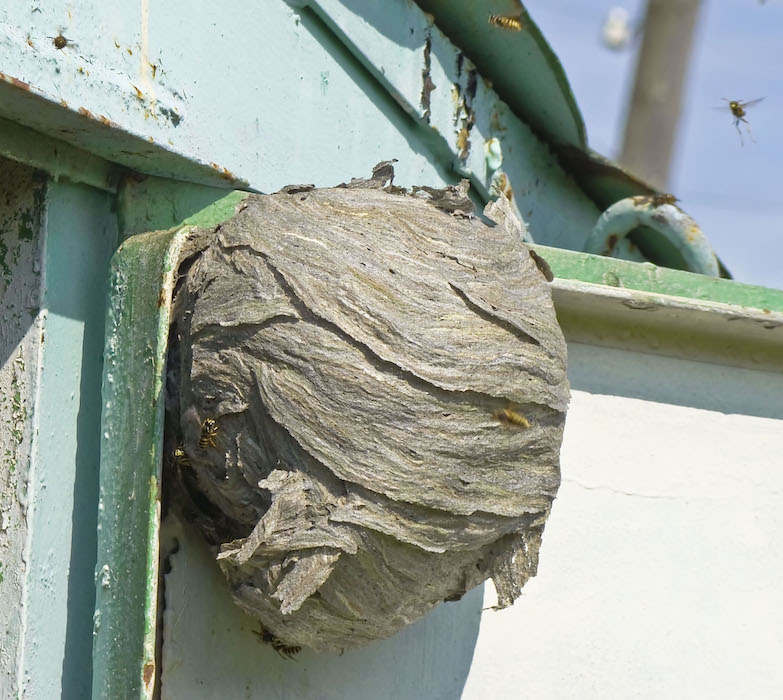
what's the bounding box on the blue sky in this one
[528,0,782,290]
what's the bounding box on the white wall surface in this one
[160,341,783,699]
[464,390,783,699]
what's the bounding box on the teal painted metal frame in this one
[93,192,248,698]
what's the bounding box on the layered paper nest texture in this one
[171,174,569,652]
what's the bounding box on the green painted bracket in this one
[92,191,249,699]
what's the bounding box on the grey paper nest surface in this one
[170,174,569,653]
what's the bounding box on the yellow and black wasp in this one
[488,14,524,31]
[173,445,191,467]
[493,406,531,429]
[253,625,301,660]
[198,418,219,449]
[718,98,764,144]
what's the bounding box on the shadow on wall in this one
[567,341,783,421]
[160,514,483,699]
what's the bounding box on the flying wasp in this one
[718,98,764,144]
[253,626,301,660]
[493,406,531,429]
[198,418,219,449]
[488,14,524,31]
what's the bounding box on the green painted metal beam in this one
[93,191,249,699]
[531,244,783,312]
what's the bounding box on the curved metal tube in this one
[584,196,720,277]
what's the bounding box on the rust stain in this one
[142,662,155,688]
[26,36,34,48]
[149,63,158,79]
[605,234,619,255]
[209,162,238,181]
[74,107,119,129]
[493,173,513,203]
[127,48,133,55]
[98,114,119,128]
[633,193,679,208]
[0,72,32,91]
[130,83,144,100]
[147,136,155,142]
[114,40,120,48]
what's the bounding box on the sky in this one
[527,0,783,290]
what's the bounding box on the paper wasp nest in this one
[168,165,569,653]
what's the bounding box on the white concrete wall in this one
[160,339,783,699]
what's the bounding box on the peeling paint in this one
[484,137,502,171]
[420,33,434,122]
[450,66,476,160]
[0,159,47,697]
